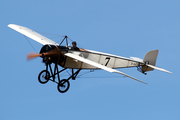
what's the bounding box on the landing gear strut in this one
[38,63,81,93]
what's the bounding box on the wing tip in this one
[168,71,173,74]
[112,70,148,84]
[7,24,13,27]
[7,24,17,28]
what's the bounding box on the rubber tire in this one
[38,70,50,84]
[57,79,70,93]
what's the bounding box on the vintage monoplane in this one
[8,24,172,93]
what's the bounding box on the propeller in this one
[27,48,60,60]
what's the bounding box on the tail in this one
[142,50,172,74]
[142,50,159,72]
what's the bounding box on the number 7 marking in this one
[105,57,111,66]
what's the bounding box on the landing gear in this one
[38,63,81,93]
[38,70,50,84]
[57,79,70,93]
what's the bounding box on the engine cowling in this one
[39,45,68,66]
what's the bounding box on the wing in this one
[8,24,59,45]
[65,53,147,84]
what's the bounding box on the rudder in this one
[142,50,159,72]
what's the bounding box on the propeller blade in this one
[27,52,42,60]
[44,48,60,56]
[27,48,60,61]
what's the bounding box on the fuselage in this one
[40,45,142,69]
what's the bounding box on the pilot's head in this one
[72,41,77,48]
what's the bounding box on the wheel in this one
[57,79,70,93]
[38,70,50,84]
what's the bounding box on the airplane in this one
[8,24,172,93]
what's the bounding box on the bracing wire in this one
[77,70,93,77]
[35,30,66,44]
[65,69,71,76]
[77,76,127,79]
[67,37,74,42]
[35,31,64,38]
[58,68,127,79]
[55,35,67,44]
[59,74,126,79]
[67,36,85,48]
[23,35,37,52]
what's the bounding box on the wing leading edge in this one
[8,24,59,45]
[65,52,147,84]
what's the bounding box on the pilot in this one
[71,41,80,51]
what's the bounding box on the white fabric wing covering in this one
[65,53,147,84]
[8,24,59,45]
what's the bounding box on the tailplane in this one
[145,64,172,74]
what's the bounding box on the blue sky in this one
[1,0,179,120]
